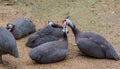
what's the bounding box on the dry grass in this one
[0,0,120,69]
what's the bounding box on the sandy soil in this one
[0,1,120,69]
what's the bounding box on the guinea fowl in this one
[29,24,68,63]
[6,18,36,39]
[62,17,119,60]
[0,27,19,63]
[26,21,68,48]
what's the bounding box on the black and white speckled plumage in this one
[6,18,36,39]
[63,18,119,60]
[26,21,64,48]
[0,27,19,62]
[29,27,68,63]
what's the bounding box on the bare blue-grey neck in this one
[62,27,68,40]
[64,18,80,39]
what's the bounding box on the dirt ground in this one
[0,0,120,69]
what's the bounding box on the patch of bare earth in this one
[0,3,120,69]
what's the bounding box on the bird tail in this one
[106,49,119,61]
[12,48,19,58]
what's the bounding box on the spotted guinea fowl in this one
[29,24,68,63]
[62,17,119,60]
[6,18,36,39]
[0,27,19,63]
[26,21,68,48]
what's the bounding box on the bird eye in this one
[64,19,66,22]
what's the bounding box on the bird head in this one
[48,21,55,27]
[62,16,75,28]
[6,23,15,31]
